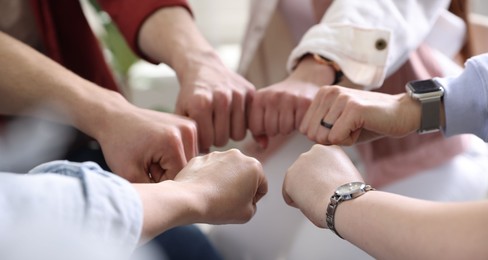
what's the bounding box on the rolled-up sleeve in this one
[0,161,143,258]
[287,0,450,89]
[98,0,191,61]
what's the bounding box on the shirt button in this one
[375,38,387,50]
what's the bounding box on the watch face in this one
[336,182,365,196]
[407,79,441,94]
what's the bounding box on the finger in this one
[111,159,150,183]
[162,161,183,181]
[306,93,331,141]
[174,104,198,155]
[181,123,198,162]
[161,141,187,180]
[278,96,295,135]
[149,163,165,182]
[315,98,346,144]
[254,170,268,204]
[122,163,152,183]
[230,90,247,141]
[299,89,325,133]
[252,134,269,149]
[264,107,279,137]
[328,108,363,145]
[190,102,214,152]
[174,101,186,116]
[213,90,231,147]
[295,98,310,130]
[248,96,265,137]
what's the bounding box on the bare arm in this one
[134,149,267,244]
[138,7,255,152]
[339,190,488,259]
[283,145,488,259]
[299,85,422,145]
[0,31,118,138]
[0,32,198,182]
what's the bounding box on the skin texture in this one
[135,149,267,244]
[0,32,269,246]
[0,32,197,183]
[139,7,255,152]
[283,145,488,259]
[247,55,336,148]
[299,85,422,146]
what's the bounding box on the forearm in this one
[133,181,201,244]
[288,0,450,88]
[0,32,132,141]
[138,7,219,78]
[337,191,488,259]
[290,55,337,86]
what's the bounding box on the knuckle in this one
[190,94,212,114]
[268,92,284,106]
[231,128,246,141]
[227,148,243,156]
[306,132,315,141]
[214,137,228,147]
[297,96,312,109]
[214,89,231,106]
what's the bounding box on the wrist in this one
[291,55,337,86]
[398,93,422,135]
[138,6,215,72]
[326,182,374,239]
[134,181,202,243]
[172,50,222,83]
[72,82,129,141]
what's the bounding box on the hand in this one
[282,144,363,228]
[299,86,421,145]
[137,7,255,152]
[175,149,268,224]
[175,52,255,152]
[247,56,333,148]
[97,105,198,183]
[134,149,267,242]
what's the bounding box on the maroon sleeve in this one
[98,0,192,62]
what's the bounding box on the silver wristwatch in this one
[405,79,444,134]
[326,182,374,239]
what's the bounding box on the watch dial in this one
[336,182,364,196]
[409,79,441,93]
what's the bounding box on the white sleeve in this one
[287,0,450,89]
[0,161,143,259]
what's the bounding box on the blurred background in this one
[82,0,488,115]
[77,1,488,258]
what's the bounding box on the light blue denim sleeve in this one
[0,161,143,259]
[434,53,488,141]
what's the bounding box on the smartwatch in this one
[405,79,444,134]
[326,182,374,239]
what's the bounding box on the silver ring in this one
[320,119,334,129]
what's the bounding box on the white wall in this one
[472,0,488,16]
[188,0,249,46]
